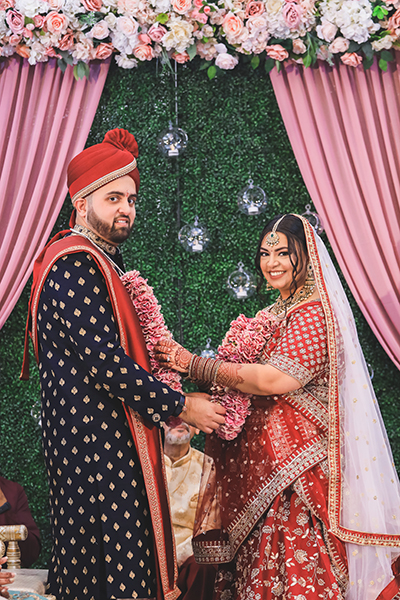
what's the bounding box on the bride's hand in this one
[154,338,193,373]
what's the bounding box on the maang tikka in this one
[265,215,285,247]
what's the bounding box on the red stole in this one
[21,232,180,600]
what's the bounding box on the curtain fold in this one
[270,58,400,369]
[0,57,110,329]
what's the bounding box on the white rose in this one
[72,39,93,60]
[115,53,138,67]
[215,42,227,53]
[154,0,170,12]
[371,35,394,51]
[316,19,337,41]
[162,17,193,52]
[89,19,110,38]
[215,51,238,69]
[265,0,282,15]
[105,12,117,26]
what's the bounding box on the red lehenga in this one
[192,217,400,600]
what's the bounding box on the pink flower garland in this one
[211,310,279,441]
[121,270,183,394]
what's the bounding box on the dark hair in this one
[255,214,308,297]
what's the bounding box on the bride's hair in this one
[255,214,308,297]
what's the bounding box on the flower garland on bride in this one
[121,269,278,440]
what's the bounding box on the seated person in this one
[164,417,216,600]
[0,475,41,568]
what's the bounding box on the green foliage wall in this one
[1,61,400,569]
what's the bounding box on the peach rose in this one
[245,1,264,17]
[9,33,21,45]
[388,8,400,33]
[15,44,30,57]
[196,40,217,58]
[58,30,74,49]
[94,42,113,58]
[340,52,362,67]
[116,16,139,36]
[23,27,33,38]
[33,14,45,28]
[148,23,167,42]
[222,12,243,38]
[46,11,69,34]
[6,10,24,35]
[82,0,102,10]
[282,1,303,29]
[172,50,190,62]
[45,46,61,57]
[328,36,349,53]
[90,20,109,39]
[172,0,192,13]
[246,14,267,34]
[0,0,14,8]
[138,32,151,43]
[266,43,289,60]
[292,37,306,53]
[133,43,154,60]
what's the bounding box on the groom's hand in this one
[181,392,226,434]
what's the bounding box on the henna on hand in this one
[216,362,245,390]
[174,346,192,372]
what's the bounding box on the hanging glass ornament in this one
[31,399,42,427]
[302,204,324,235]
[237,179,268,216]
[227,261,256,300]
[178,216,210,253]
[157,121,188,157]
[194,338,217,358]
[367,363,374,381]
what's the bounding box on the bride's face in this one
[259,232,306,299]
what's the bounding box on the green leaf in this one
[156,12,169,24]
[361,42,374,60]
[363,56,374,70]
[348,41,361,52]
[379,58,388,71]
[251,54,260,69]
[187,43,197,60]
[381,50,394,62]
[207,64,217,79]
[73,61,90,80]
[199,60,210,71]
[57,58,68,73]
[276,60,282,73]
[264,57,275,74]
[372,5,388,18]
[303,53,313,68]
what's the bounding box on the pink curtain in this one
[0,57,110,329]
[270,58,400,370]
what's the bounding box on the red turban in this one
[67,129,140,204]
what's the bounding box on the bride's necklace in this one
[270,282,316,317]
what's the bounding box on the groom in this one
[21,129,225,600]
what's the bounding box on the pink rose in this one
[215,51,238,69]
[340,52,362,67]
[16,43,30,57]
[266,44,289,60]
[116,16,139,36]
[148,23,167,42]
[190,7,208,22]
[58,30,74,49]
[292,37,306,53]
[23,26,33,38]
[171,0,192,13]
[328,36,349,53]
[0,0,14,8]
[317,20,337,41]
[33,14,45,28]
[193,0,202,6]
[90,20,109,39]
[246,14,266,34]
[282,1,303,29]
[82,0,102,10]
[222,12,243,38]
[94,42,113,58]
[6,10,25,35]
[172,50,190,62]
[388,8,400,33]
[46,11,69,34]
[138,32,151,43]
[245,1,264,17]
[133,43,154,60]
[9,33,21,45]
[47,0,63,8]
[203,5,210,13]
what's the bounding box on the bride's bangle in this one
[188,355,223,385]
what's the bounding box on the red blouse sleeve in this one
[266,302,328,387]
